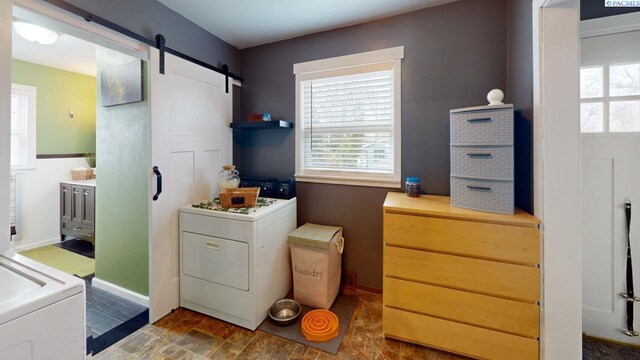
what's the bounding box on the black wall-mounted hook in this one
[155,34,166,75]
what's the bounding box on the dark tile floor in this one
[83,273,149,355]
[583,336,640,360]
[94,291,469,360]
[55,238,95,258]
[85,275,148,338]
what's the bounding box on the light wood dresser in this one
[383,192,541,360]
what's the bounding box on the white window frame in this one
[294,46,404,188]
[580,62,640,134]
[11,83,37,171]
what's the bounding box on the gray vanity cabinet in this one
[60,181,95,243]
[61,183,72,222]
[81,186,95,228]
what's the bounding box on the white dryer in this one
[0,250,85,360]
[179,196,296,330]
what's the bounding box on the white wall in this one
[12,157,88,250]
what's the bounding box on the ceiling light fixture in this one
[13,21,60,45]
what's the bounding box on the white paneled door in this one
[149,49,232,323]
[582,134,640,344]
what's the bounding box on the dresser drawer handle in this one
[466,117,492,123]
[73,226,81,231]
[466,153,492,157]
[467,185,492,191]
[205,241,220,250]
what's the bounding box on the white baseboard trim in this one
[14,237,60,251]
[92,277,149,307]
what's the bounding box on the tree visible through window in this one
[580,63,640,133]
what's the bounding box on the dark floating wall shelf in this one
[230,120,293,129]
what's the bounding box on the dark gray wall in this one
[507,0,534,214]
[236,0,510,289]
[581,0,640,20]
[46,0,240,72]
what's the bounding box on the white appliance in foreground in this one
[0,251,85,360]
[179,197,296,330]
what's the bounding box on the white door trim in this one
[533,0,582,359]
[581,11,640,39]
[0,0,11,254]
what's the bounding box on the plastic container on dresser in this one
[450,104,514,214]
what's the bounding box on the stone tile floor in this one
[94,291,468,360]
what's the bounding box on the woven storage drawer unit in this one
[450,145,513,180]
[450,104,514,214]
[450,177,514,214]
[450,106,514,145]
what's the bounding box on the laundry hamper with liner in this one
[288,223,344,309]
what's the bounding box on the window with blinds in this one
[11,84,36,170]
[294,47,403,187]
[301,70,394,173]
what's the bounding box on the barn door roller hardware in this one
[152,34,240,93]
[156,34,166,75]
[42,0,243,92]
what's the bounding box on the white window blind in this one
[301,70,394,173]
[294,46,403,188]
[10,84,36,170]
[11,93,29,167]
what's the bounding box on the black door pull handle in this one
[153,166,162,201]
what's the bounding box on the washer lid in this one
[0,252,84,325]
[0,264,42,303]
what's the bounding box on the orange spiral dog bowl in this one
[301,310,340,342]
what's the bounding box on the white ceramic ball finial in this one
[487,89,504,106]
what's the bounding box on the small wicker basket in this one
[70,169,94,181]
[219,187,260,208]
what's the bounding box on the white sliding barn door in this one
[582,134,640,344]
[148,49,232,323]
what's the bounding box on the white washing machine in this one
[179,196,296,330]
[0,250,85,360]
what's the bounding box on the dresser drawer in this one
[451,176,513,214]
[450,108,513,145]
[384,246,539,302]
[383,307,538,360]
[450,145,513,180]
[384,277,539,338]
[384,213,539,265]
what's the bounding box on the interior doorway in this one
[8,3,150,355]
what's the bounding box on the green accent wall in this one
[11,59,96,155]
[95,47,149,295]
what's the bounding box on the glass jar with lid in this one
[219,165,240,191]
